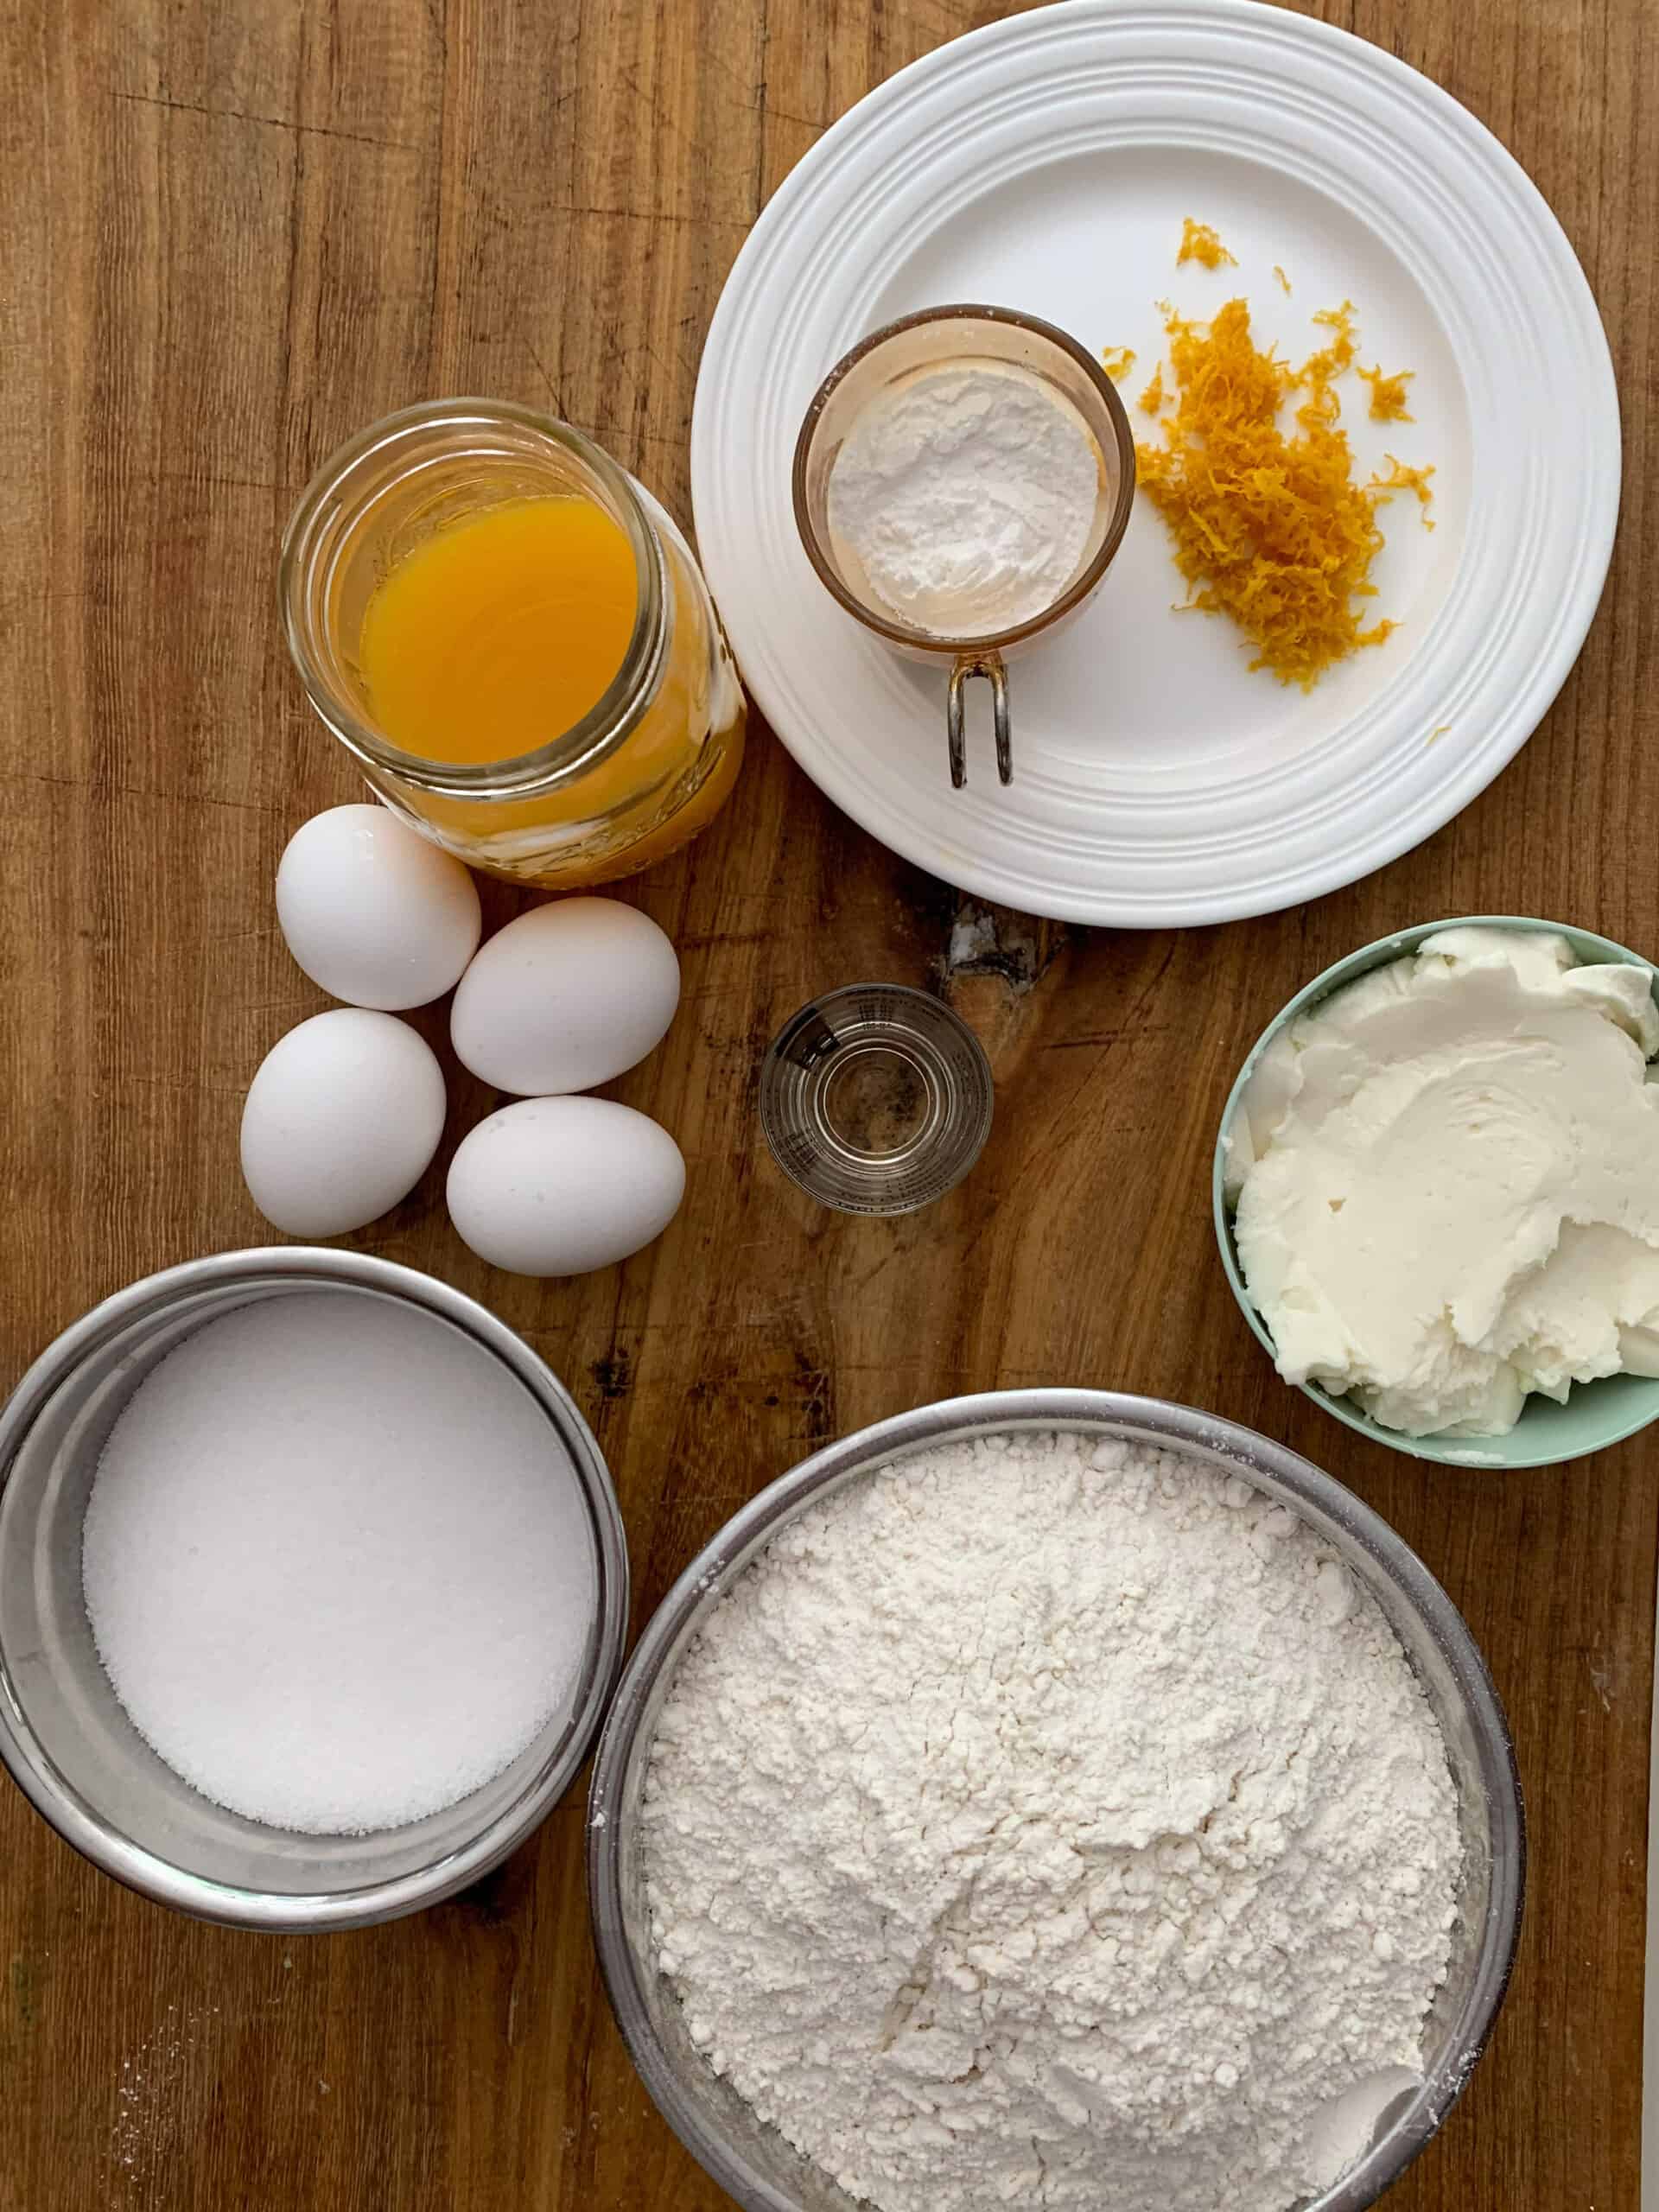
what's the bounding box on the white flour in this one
[644,1432,1461,2212]
[824,365,1100,635]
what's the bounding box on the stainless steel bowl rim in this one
[588,1387,1525,2212]
[0,1247,630,1932]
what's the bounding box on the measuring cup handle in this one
[945,652,1012,789]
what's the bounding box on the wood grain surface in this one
[1,0,1653,2205]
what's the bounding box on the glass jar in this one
[279,400,747,887]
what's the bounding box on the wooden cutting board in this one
[0,1,1652,2207]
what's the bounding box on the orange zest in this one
[1177,217,1237,269]
[1297,301,1358,392]
[1370,453,1437,529]
[1137,364,1166,415]
[1131,296,1422,688]
[1099,345,1136,381]
[1357,363,1415,422]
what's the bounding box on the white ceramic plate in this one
[691,0,1618,926]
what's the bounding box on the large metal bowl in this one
[0,1249,629,1931]
[588,1389,1523,2212]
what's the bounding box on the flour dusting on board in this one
[110,2004,217,2193]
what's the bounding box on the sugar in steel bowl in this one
[0,1248,627,1932]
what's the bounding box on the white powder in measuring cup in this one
[82,1291,596,1834]
[644,1431,1462,2212]
[824,364,1102,635]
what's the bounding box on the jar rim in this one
[277,398,670,798]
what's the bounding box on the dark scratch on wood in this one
[702,33,820,129]
[1041,1030,1173,1051]
[761,102,824,131]
[111,88,419,154]
[520,331,565,417]
[552,201,750,231]
[20,770,285,816]
[152,470,297,496]
[576,421,690,454]
[753,0,772,212]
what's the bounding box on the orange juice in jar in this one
[280,401,746,887]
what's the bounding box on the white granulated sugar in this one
[825,364,1101,635]
[644,1431,1461,2212]
[82,1291,594,1834]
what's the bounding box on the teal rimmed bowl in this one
[1213,916,1659,1470]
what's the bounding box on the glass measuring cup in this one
[792,306,1136,788]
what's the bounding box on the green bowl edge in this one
[1211,915,1659,1470]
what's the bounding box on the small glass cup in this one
[759,983,993,1215]
[792,305,1136,789]
[280,400,747,889]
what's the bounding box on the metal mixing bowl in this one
[588,1389,1523,2212]
[0,1249,629,1931]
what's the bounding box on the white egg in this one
[450,898,680,1095]
[276,803,481,1011]
[241,1009,447,1237]
[446,1096,685,1275]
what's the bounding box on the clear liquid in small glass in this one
[759,984,993,1216]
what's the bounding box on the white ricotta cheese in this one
[1228,926,1659,1437]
